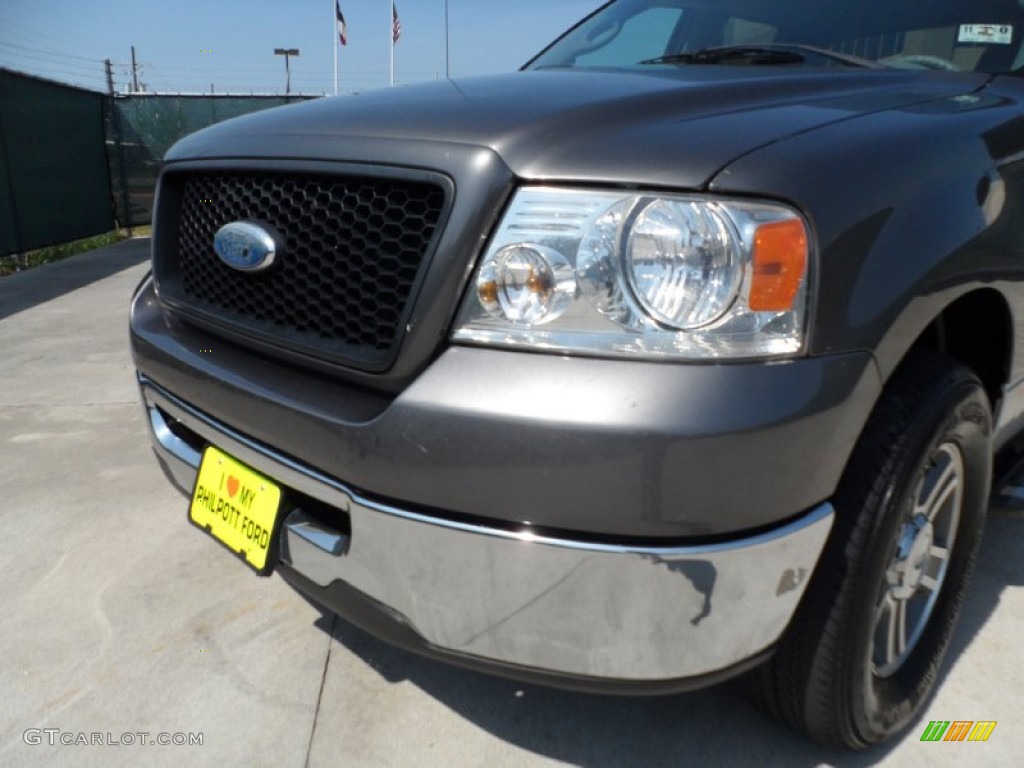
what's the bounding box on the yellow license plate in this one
[189,446,283,572]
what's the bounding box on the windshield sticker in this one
[958,24,1013,44]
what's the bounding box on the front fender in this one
[710,84,1024,383]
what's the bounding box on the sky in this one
[0,0,605,95]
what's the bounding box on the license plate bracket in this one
[189,446,283,574]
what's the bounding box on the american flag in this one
[336,1,348,46]
[392,3,401,44]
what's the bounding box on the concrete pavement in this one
[0,239,1021,767]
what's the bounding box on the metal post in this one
[333,0,338,96]
[131,45,140,93]
[274,48,300,95]
[104,59,134,231]
[445,0,450,79]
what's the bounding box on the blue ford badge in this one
[213,221,281,272]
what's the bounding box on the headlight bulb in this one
[625,200,741,329]
[476,244,575,325]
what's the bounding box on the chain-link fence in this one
[1,67,315,257]
[108,94,312,228]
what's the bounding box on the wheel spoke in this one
[919,544,951,595]
[928,480,958,523]
[885,563,903,586]
[920,453,960,522]
[876,592,909,667]
[879,596,897,665]
[892,597,908,660]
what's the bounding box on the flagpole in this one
[333,0,338,95]
[389,2,395,87]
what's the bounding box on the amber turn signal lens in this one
[749,219,808,311]
[477,279,499,307]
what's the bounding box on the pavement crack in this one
[304,613,337,768]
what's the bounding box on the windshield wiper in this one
[641,44,883,69]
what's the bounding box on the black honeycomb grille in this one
[170,171,446,369]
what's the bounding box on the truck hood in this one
[167,68,989,189]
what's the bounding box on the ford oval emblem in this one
[213,221,281,272]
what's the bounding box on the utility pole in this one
[130,45,140,93]
[274,48,300,95]
[105,59,133,232]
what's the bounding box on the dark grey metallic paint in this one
[133,67,1024,536]
[133,283,879,538]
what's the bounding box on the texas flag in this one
[336,1,348,46]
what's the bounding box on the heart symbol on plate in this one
[226,476,240,498]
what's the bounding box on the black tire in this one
[748,351,992,748]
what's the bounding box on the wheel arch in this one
[898,288,1014,410]
[831,287,1012,509]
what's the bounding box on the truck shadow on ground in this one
[317,507,1023,767]
[0,238,150,321]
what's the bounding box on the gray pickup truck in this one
[130,0,1024,748]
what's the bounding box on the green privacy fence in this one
[0,68,114,256]
[109,94,312,228]
[1,66,315,257]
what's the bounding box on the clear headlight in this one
[452,187,810,360]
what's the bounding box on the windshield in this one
[526,0,1024,74]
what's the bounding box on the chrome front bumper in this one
[142,376,833,683]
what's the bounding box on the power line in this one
[0,61,108,87]
[0,46,108,75]
[146,63,381,76]
[0,18,116,90]
[0,17,113,57]
[143,63,300,74]
[0,35,106,63]
[138,62,293,94]
[0,43,109,69]
[1,67,104,84]
[135,62,173,93]
[0,64,107,90]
